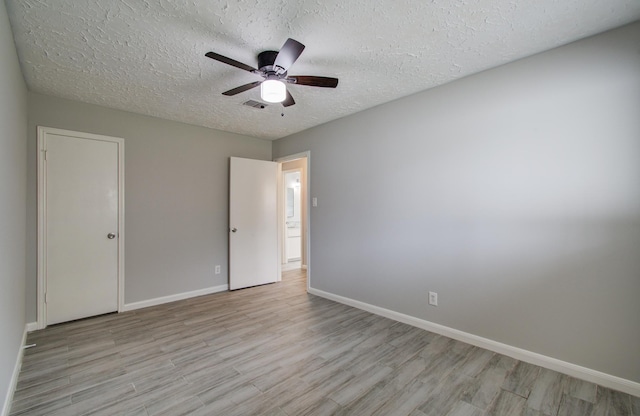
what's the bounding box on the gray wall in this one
[274,22,640,383]
[0,0,27,411]
[26,93,271,319]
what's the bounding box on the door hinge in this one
[43,150,47,161]
[45,292,48,303]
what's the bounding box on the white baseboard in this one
[2,326,28,416]
[308,287,640,397]
[25,322,38,333]
[121,285,228,312]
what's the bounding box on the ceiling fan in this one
[205,38,339,107]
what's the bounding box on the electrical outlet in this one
[215,265,221,275]
[428,291,438,306]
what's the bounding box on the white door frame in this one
[275,151,310,292]
[37,126,125,329]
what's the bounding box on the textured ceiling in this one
[6,0,640,140]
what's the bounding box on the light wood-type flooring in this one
[10,269,639,415]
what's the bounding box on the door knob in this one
[107,233,116,239]
[231,228,237,233]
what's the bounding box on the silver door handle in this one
[107,233,116,239]
[231,228,237,233]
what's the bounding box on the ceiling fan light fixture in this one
[261,79,286,103]
[206,38,338,108]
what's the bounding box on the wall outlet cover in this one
[428,291,438,306]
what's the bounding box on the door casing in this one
[37,126,125,329]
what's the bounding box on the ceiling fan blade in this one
[222,81,262,96]
[288,76,339,88]
[282,89,295,107]
[205,51,257,72]
[274,38,305,73]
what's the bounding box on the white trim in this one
[2,326,28,416]
[276,163,283,282]
[275,151,311,292]
[25,322,38,333]
[116,133,125,314]
[308,287,640,397]
[37,128,45,329]
[121,285,228,312]
[275,151,310,163]
[37,126,125,330]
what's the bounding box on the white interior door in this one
[43,130,121,325]
[229,157,278,290]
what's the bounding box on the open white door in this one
[229,157,279,290]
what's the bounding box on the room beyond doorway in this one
[277,152,309,290]
[282,260,302,272]
[283,169,302,264]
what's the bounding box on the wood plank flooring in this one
[10,269,639,415]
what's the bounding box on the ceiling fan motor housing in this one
[258,50,282,74]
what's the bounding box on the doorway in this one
[277,153,310,290]
[283,169,302,267]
